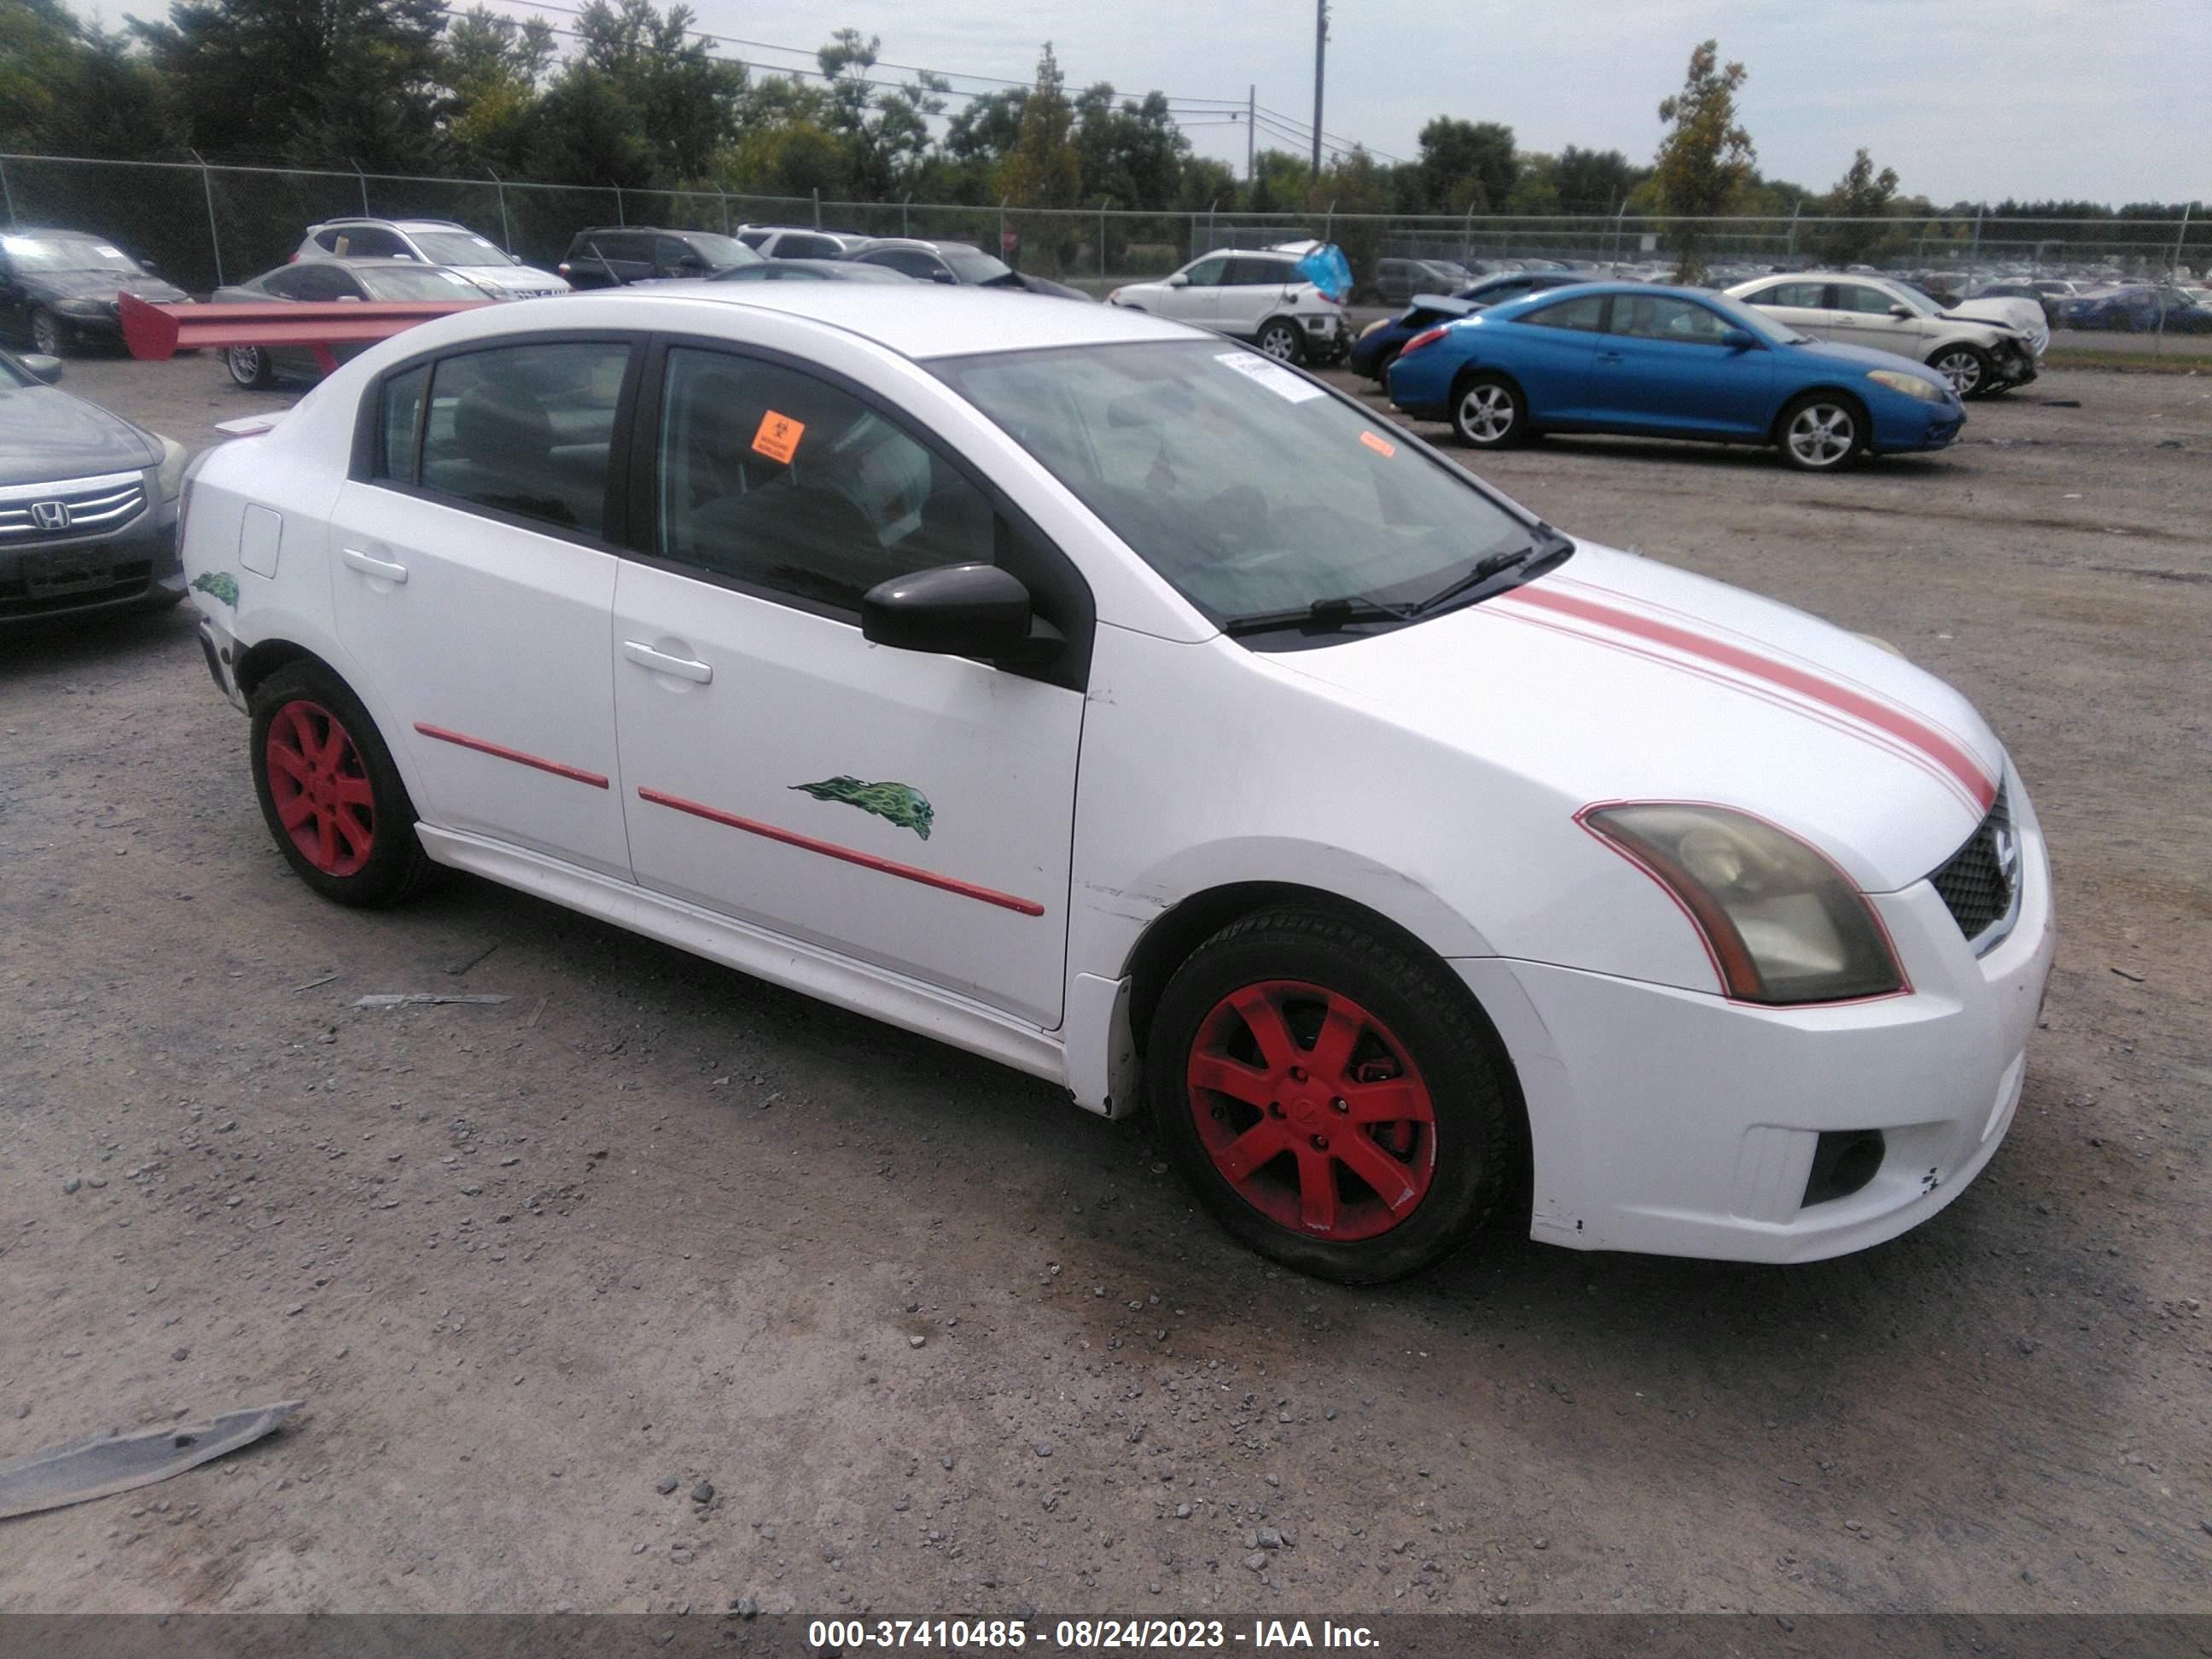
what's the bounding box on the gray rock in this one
[1033,1441,1054,1458]
[670,1548,695,1565]
[731,1597,760,1619]
[171,1347,190,1363]
[1174,1503,1190,1519]
[690,1481,715,1504]
[284,1302,305,1317]
[62,1177,81,1195]
[655,1476,679,1494]
[1243,1551,1268,1572]
[1258,1527,1284,1549]
[909,1335,926,1348]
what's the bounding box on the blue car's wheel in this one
[1777,393,1863,473]
[1451,373,1527,449]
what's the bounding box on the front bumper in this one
[1468,772,2055,1263]
[1869,394,1966,456]
[0,508,181,624]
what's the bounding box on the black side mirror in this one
[1720,328,1759,352]
[862,564,1061,663]
[20,353,63,384]
[931,269,958,285]
[1888,304,1915,319]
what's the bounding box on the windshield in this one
[944,248,1016,284]
[933,341,1540,629]
[405,230,516,267]
[681,232,760,267]
[2,235,143,275]
[361,265,488,300]
[1889,282,1944,316]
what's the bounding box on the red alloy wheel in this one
[263,699,375,877]
[1185,980,1438,1242]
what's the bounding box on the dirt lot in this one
[3,352,2209,1620]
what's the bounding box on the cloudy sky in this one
[675,0,2206,206]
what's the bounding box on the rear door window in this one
[1225,257,1289,287]
[416,341,632,537]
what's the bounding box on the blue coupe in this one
[1386,284,1965,472]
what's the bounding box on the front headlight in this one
[1866,368,1945,403]
[1359,317,1388,338]
[57,298,110,317]
[154,435,188,502]
[1581,804,1906,1004]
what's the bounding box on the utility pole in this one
[1247,84,1256,183]
[1310,0,1328,183]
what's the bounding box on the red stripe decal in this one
[637,786,1046,917]
[1498,586,1997,809]
[414,723,610,789]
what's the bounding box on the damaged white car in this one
[1727,273,2045,398]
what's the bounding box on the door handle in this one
[1596,350,1624,364]
[622,640,713,684]
[341,546,408,584]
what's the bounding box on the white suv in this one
[296,219,569,300]
[734,225,866,260]
[1108,250,1344,363]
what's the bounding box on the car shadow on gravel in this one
[0,605,196,679]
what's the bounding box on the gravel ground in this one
[2,352,2208,1617]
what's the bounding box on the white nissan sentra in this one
[178,285,2054,1283]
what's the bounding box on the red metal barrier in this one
[119,294,489,374]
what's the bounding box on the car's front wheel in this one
[227,346,275,389]
[1927,343,1990,399]
[1451,373,1528,449]
[1369,344,1401,386]
[249,662,434,908]
[1777,392,1864,472]
[1254,318,1303,364]
[1148,907,1519,1284]
[30,307,67,357]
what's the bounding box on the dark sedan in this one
[0,228,191,356]
[212,257,487,387]
[556,227,763,289]
[2055,286,2212,333]
[1349,271,1592,381]
[0,348,187,624]
[847,239,1091,300]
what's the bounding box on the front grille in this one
[1930,783,2016,943]
[0,471,148,543]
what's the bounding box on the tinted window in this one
[1838,284,1901,315]
[260,265,317,300]
[1180,256,1230,287]
[295,265,362,301]
[378,364,428,483]
[330,227,407,259]
[1755,282,1829,309]
[417,341,629,536]
[783,235,840,260]
[866,248,942,279]
[1610,294,1734,343]
[1520,294,1608,332]
[737,230,770,249]
[359,265,486,301]
[655,346,997,613]
[1225,257,1290,286]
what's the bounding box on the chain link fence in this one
[2,151,2201,306]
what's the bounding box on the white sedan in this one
[1726,272,2044,397]
[178,286,2053,1282]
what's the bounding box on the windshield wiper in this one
[1407,524,1573,617]
[1220,594,1412,637]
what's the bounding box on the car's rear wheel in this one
[1777,392,1863,472]
[227,346,275,389]
[249,662,434,908]
[30,308,66,358]
[1148,907,1518,1284]
[1926,344,1989,399]
[1451,373,1528,449]
[1254,318,1303,364]
[1370,344,1402,386]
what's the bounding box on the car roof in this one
[858,238,985,255]
[437,282,1194,360]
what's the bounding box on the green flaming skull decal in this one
[789,776,935,841]
[189,571,240,608]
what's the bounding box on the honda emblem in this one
[30,499,73,533]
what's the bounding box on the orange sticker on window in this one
[752,410,805,463]
[1359,430,1398,457]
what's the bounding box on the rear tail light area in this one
[1400,326,1448,357]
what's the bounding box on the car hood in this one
[452,264,568,293]
[1014,273,1094,301]
[0,381,160,483]
[25,268,189,305]
[1786,335,1955,387]
[1273,543,2005,893]
[1947,296,2047,351]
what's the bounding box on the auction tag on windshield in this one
[1214,352,1324,403]
[1359,430,1398,457]
[752,410,805,463]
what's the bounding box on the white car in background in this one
[734,225,869,260]
[1108,248,1344,364]
[1726,272,2043,398]
[176,285,2051,1283]
[295,218,569,300]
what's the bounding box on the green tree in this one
[1553,146,1640,215]
[2,0,171,157]
[439,4,554,168]
[1811,147,1901,265]
[1414,117,1517,214]
[1072,85,1188,211]
[135,0,450,169]
[998,44,1080,209]
[1650,39,1755,283]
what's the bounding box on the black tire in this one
[1926,342,1991,399]
[1254,317,1303,364]
[1146,906,1521,1284]
[248,661,434,908]
[227,346,276,389]
[1369,344,1402,387]
[1775,390,1865,473]
[30,307,67,358]
[1450,371,1528,449]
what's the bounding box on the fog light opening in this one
[1802,1129,1885,1208]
